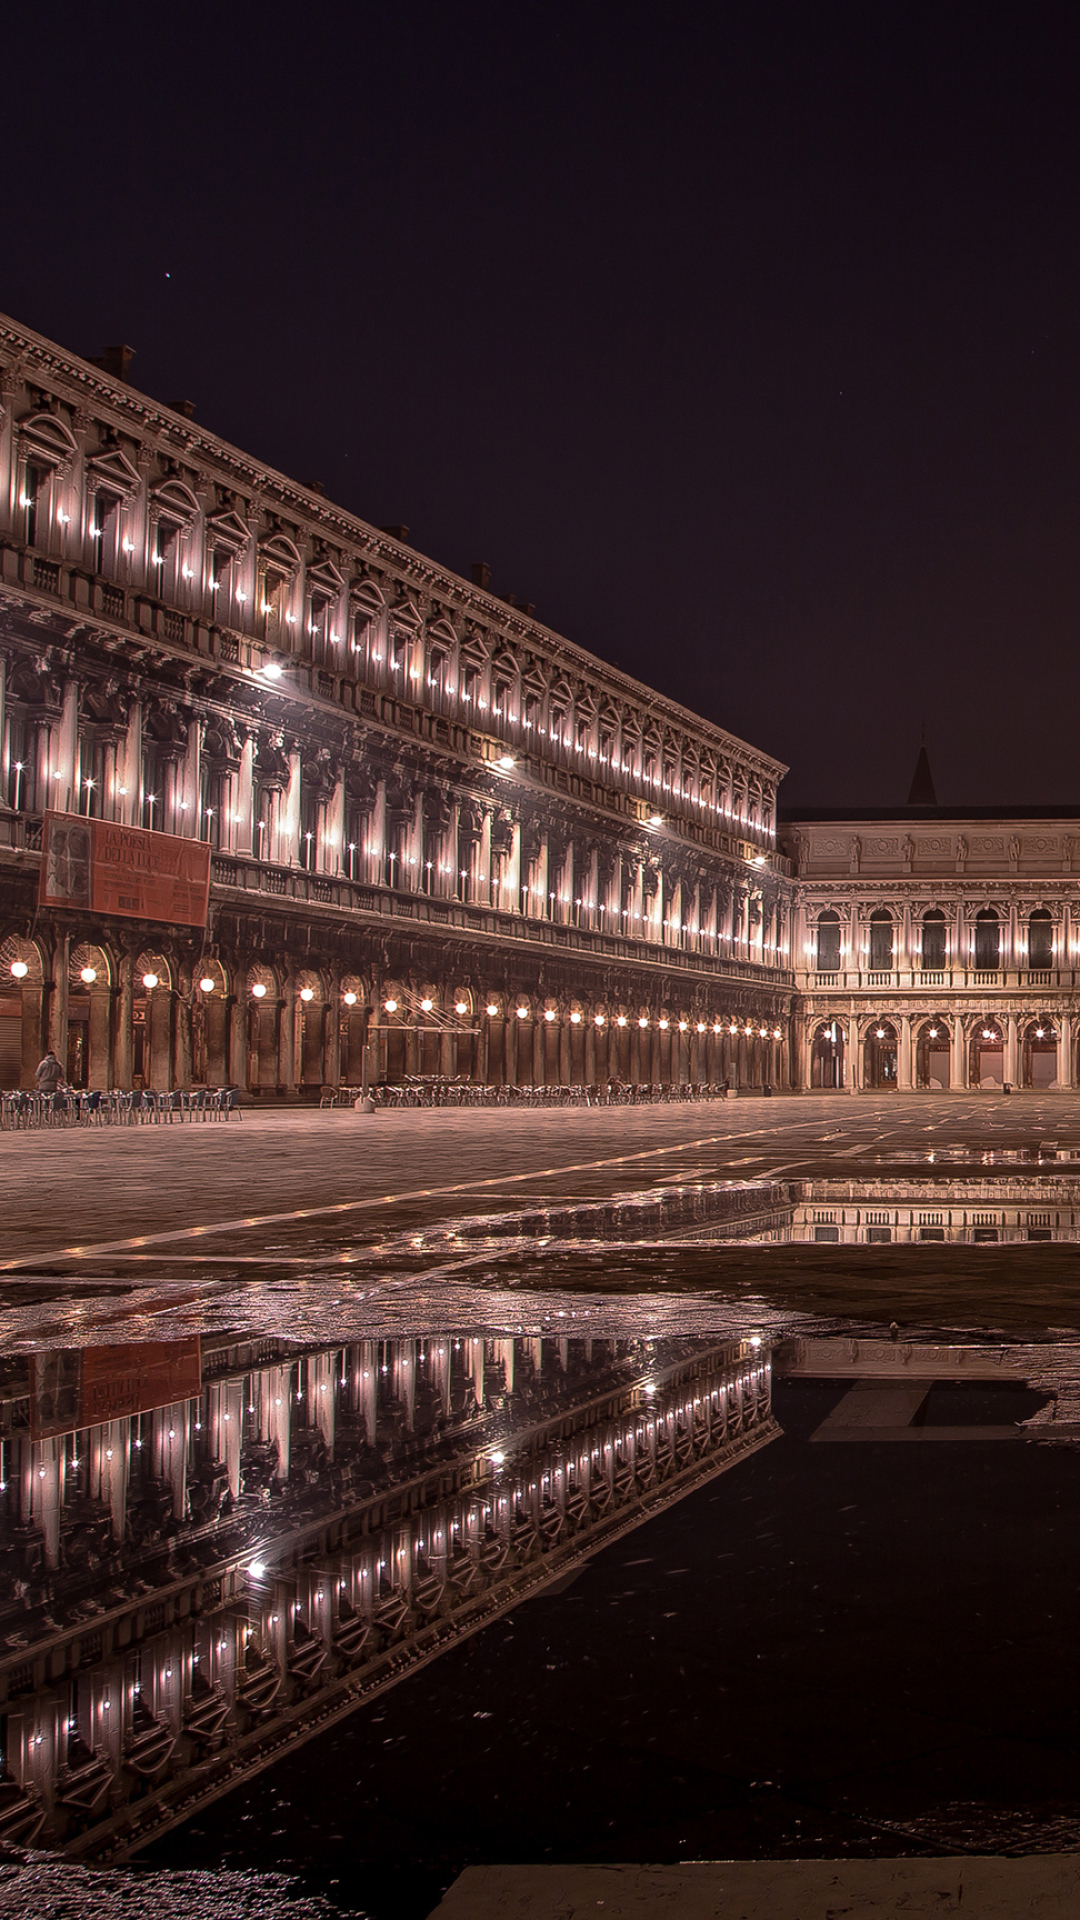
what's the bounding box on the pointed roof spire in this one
[907,731,937,807]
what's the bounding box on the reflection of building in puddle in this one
[794,1177,1080,1245]
[0,1332,776,1861]
[401,1180,799,1252]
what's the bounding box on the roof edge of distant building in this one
[780,803,1080,823]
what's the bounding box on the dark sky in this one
[4,2,1080,808]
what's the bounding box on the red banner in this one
[39,812,211,928]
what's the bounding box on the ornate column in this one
[1004,1012,1019,1087]
[282,748,301,866]
[897,1013,913,1092]
[950,1018,967,1091]
[235,729,255,856]
[845,1013,860,1092]
[112,951,134,1087]
[1058,1012,1073,1090]
[47,930,70,1064]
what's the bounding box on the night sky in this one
[4,2,1080,809]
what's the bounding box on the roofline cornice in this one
[0,314,787,787]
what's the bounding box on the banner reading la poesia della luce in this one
[38,811,212,928]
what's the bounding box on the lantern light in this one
[12,958,32,979]
[516,1006,529,1019]
[251,982,267,998]
[343,991,358,1006]
[142,973,159,990]
[420,997,434,1012]
[300,987,314,1002]
[616,1015,627,1027]
[594,1013,606,1026]
[384,998,398,1013]
[486,1002,499,1016]
[199,977,216,993]
[570,1011,582,1024]
[638,1015,649,1028]
[455,1000,468,1014]
[658,1018,669,1030]
[80,966,97,984]
[544,1009,556,1022]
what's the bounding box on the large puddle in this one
[3,1171,1080,1917]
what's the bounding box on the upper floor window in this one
[974,908,1000,969]
[869,910,894,970]
[523,692,541,731]
[1028,908,1053,969]
[815,911,841,972]
[921,909,947,969]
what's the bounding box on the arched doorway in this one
[916,1014,951,1089]
[970,1016,1004,1089]
[864,1019,898,1089]
[133,953,173,1089]
[1023,1014,1058,1089]
[811,1019,844,1089]
[68,943,113,1089]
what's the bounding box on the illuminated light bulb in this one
[420,997,433,1012]
[678,1020,688,1032]
[343,991,358,1006]
[455,1000,468,1015]
[251,982,267,998]
[929,1027,939,1038]
[658,1018,669,1031]
[10,960,29,979]
[199,977,215,993]
[80,966,97,984]
[263,661,283,680]
[617,1014,627,1027]
[516,1006,529,1019]
[300,986,314,1002]
[490,1450,506,1466]
[759,1027,768,1038]
[142,972,159,990]
[384,997,398,1013]
[486,1002,499,1016]
[498,754,515,770]
[544,1009,556,1022]
[773,1028,782,1040]
[648,812,663,826]
[594,1013,606,1026]
[638,1015,649,1028]
[696,1021,706,1033]
[570,1011,582,1024]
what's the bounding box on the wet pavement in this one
[2,1095,1080,1917]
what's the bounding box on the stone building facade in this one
[785,811,1080,1091]
[0,314,793,1096]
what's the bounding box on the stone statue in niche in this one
[848,836,861,874]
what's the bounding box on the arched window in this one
[815,910,841,972]
[974,908,1000,969]
[869,909,894,970]
[1028,908,1053,970]
[921,908,947,969]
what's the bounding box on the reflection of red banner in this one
[31,1339,202,1435]
[38,812,211,928]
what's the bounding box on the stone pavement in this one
[1,1090,1073,1266]
[431,1858,1080,1917]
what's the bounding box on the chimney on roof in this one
[906,740,937,807]
[168,398,196,419]
[470,561,492,591]
[91,345,136,383]
[379,525,410,544]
